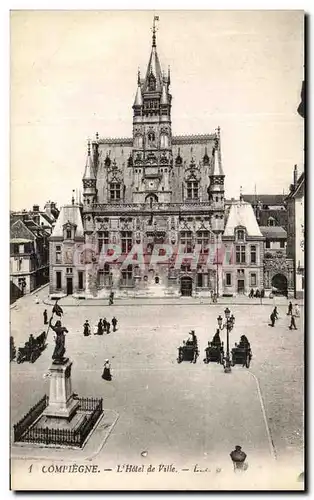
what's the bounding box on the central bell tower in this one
[130,17,173,205]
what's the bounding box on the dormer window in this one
[186,180,199,200]
[148,73,156,91]
[110,182,121,201]
[267,217,276,227]
[63,222,76,241]
[236,229,245,241]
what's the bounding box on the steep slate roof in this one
[223,201,263,238]
[243,194,286,206]
[51,204,84,238]
[285,172,304,200]
[10,219,35,241]
[258,210,288,230]
[260,226,287,239]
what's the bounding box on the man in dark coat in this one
[43,309,48,325]
[273,306,279,320]
[287,301,293,316]
[112,317,118,332]
[289,313,297,330]
[106,321,111,334]
[269,311,276,327]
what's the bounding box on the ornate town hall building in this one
[50,20,265,298]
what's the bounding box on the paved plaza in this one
[10,286,304,490]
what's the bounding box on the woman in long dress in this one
[97,319,103,335]
[102,359,112,381]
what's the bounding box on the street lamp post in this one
[217,307,235,373]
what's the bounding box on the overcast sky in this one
[10,10,304,211]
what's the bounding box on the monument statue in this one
[49,318,68,364]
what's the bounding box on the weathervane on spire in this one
[137,68,141,86]
[240,186,243,202]
[87,139,91,156]
[152,15,159,48]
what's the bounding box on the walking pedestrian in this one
[109,292,114,306]
[103,318,108,331]
[43,309,48,325]
[273,306,279,320]
[269,311,276,327]
[112,317,117,332]
[294,304,300,318]
[261,288,265,299]
[287,301,293,316]
[249,288,254,299]
[102,359,112,381]
[289,314,297,330]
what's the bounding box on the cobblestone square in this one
[10,287,304,489]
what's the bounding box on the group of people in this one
[83,317,118,336]
[249,288,265,299]
[269,302,300,330]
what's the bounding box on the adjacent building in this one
[286,166,305,298]
[10,203,59,301]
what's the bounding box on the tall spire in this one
[83,139,95,180]
[212,138,224,177]
[144,16,163,92]
[133,70,143,106]
[152,15,159,48]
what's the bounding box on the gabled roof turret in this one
[83,140,96,180]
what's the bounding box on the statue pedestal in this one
[43,359,79,420]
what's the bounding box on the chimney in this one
[33,204,40,212]
[293,165,298,188]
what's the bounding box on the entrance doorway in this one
[66,277,73,295]
[181,277,192,296]
[237,279,245,294]
[271,274,288,296]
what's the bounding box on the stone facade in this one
[286,167,304,299]
[49,21,265,299]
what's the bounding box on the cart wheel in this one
[16,355,22,364]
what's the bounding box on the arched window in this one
[160,134,168,148]
[135,135,143,149]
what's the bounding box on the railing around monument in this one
[13,396,103,448]
[13,395,48,442]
